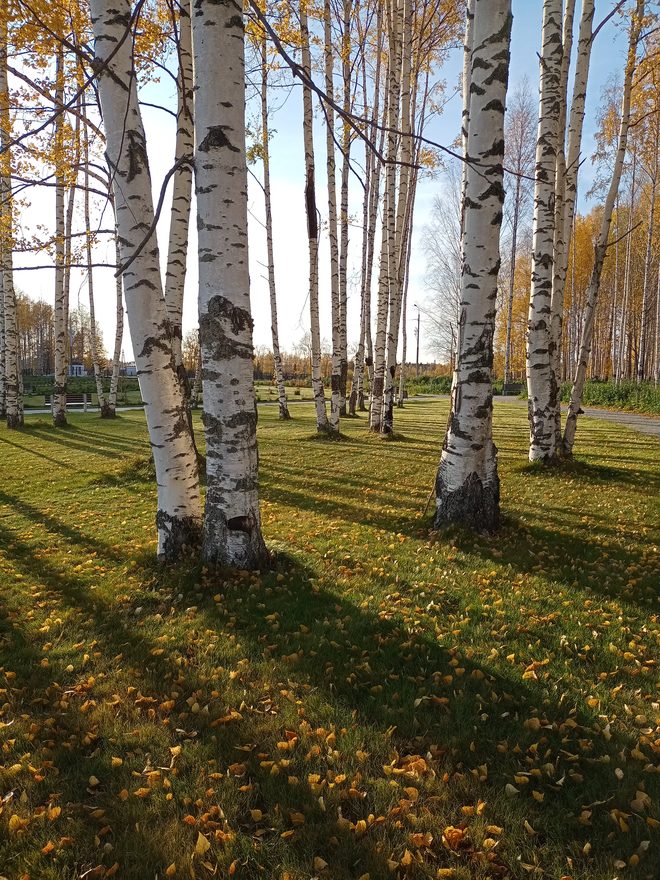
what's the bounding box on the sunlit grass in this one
[0,400,657,879]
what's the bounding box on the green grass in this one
[559,381,660,415]
[0,400,658,880]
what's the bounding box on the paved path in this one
[494,396,660,438]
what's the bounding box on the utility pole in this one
[415,305,420,376]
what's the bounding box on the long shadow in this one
[0,431,76,471]
[0,488,125,564]
[1,526,656,878]
[260,480,418,533]
[517,457,659,490]
[24,422,128,460]
[449,515,658,611]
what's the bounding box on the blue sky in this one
[14,1,635,363]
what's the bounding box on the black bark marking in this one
[198,126,240,153]
[435,467,500,533]
[305,180,318,239]
[126,130,148,183]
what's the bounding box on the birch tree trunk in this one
[370,0,400,432]
[90,0,201,558]
[0,18,21,429]
[562,0,644,455]
[164,0,193,393]
[547,0,576,416]
[107,235,124,415]
[52,47,68,427]
[526,0,563,463]
[550,0,595,441]
[82,111,107,415]
[260,34,289,420]
[448,0,474,428]
[349,5,383,415]
[324,0,342,434]
[503,176,520,389]
[192,0,267,567]
[435,0,511,531]
[382,0,412,434]
[338,0,352,416]
[300,0,329,432]
[637,112,658,382]
[616,151,637,384]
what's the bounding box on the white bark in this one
[90,0,201,558]
[192,0,267,567]
[164,0,193,391]
[300,0,329,432]
[83,108,107,415]
[548,0,576,427]
[349,4,383,415]
[52,48,68,427]
[0,19,21,429]
[371,0,401,432]
[448,0,475,425]
[107,234,123,414]
[637,112,658,382]
[383,0,413,434]
[338,0,351,415]
[563,0,644,455]
[324,0,342,433]
[260,34,289,420]
[550,0,595,439]
[435,0,511,531]
[526,0,563,462]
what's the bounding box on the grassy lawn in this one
[0,400,658,880]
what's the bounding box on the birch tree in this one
[300,0,329,433]
[259,31,290,420]
[52,47,68,427]
[192,0,268,567]
[435,0,511,531]
[0,15,21,429]
[563,0,645,455]
[163,0,193,395]
[526,0,563,463]
[324,0,342,434]
[502,83,535,390]
[90,0,201,558]
[550,0,595,441]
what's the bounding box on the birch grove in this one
[0,0,656,563]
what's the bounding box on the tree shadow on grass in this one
[1,527,657,878]
[517,457,658,490]
[0,488,126,564]
[447,514,658,612]
[0,430,77,471]
[23,421,133,460]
